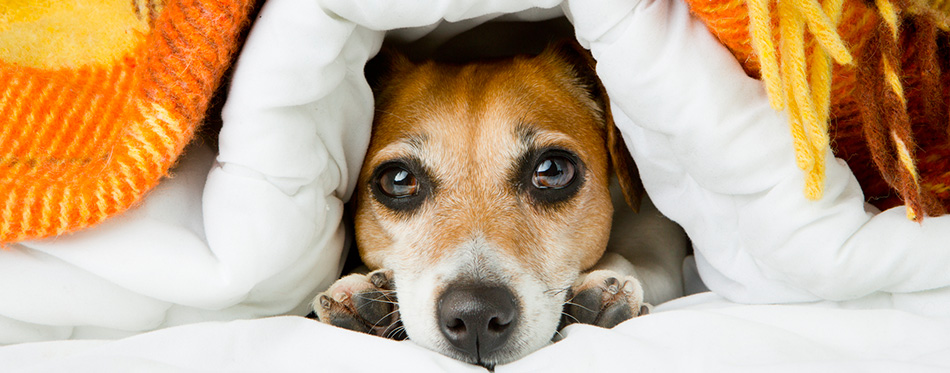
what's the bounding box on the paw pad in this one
[311,269,405,340]
[561,270,649,330]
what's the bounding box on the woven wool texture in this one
[0,0,254,243]
[686,0,950,217]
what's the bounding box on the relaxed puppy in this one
[312,41,688,368]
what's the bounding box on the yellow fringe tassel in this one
[796,0,854,64]
[780,0,823,199]
[748,0,785,110]
[756,0,850,200]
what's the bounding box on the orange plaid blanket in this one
[0,0,254,243]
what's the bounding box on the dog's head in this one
[354,42,643,367]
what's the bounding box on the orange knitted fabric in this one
[686,0,950,215]
[0,0,254,243]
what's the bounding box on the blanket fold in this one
[0,0,255,243]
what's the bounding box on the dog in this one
[312,41,688,369]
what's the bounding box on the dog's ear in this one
[543,40,645,212]
[606,117,645,212]
[364,46,414,97]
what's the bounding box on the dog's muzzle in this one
[437,284,520,365]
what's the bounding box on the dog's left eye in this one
[371,159,432,213]
[377,166,418,198]
[532,156,576,189]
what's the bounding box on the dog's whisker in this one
[360,298,399,306]
[364,289,396,294]
[354,288,397,295]
[562,301,596,314]
[352,293,399,305]
[386,325,407,340]
[371,310,402,329]
[560,311,581,324]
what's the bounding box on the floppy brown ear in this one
[545,40,645,212]
[607,119,645,212]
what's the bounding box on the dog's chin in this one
[412,320,560,369]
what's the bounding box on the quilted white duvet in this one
[3,0,950,370]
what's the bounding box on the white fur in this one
[387,234,569,364]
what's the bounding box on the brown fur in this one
[355,44,642,276]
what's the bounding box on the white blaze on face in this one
[384,233,571,364]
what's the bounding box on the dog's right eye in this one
[516,149,585,206]
[532,156,576,189]
[377,166,418,198]
[371,160,432,213]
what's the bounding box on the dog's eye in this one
[532,156,576,189]
[371,159,432,213]
[516,149,584,206]
[377,167,418,198]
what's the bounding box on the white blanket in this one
[2,0,950,369]
[5,293,950,372]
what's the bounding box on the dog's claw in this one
[604,277,620,295]
[370,270,393,289]
[561,270,649,330]
[311,269,404,340]
[319,294,333,311]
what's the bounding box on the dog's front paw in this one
[561,270,650,329]
[311,269,406,340]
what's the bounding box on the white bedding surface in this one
[4,293,950,372]
[2,0,950,369]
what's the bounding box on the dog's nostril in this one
[446,318,466,333]
[487,317,510,332]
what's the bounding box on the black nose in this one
[438,285,519,362]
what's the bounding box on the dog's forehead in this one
[368,55,606,170]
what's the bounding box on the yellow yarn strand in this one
[748,0,785,110]
[892,132,921,220]
[811,0,846,124]
[796,0,854,64]
[881,57,906,103]
[790,34,829,200]
[877,0,902,38]
[785,85,816,175]
[891,132,921,186]
[749,0,852,201]
[780,0,823,198]
[807,43,831,192]
[806,0,845,181]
